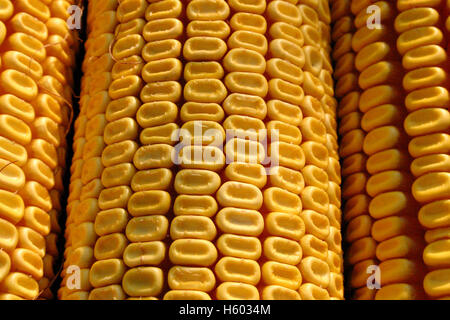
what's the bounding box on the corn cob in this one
[56,0,346,300]
[0,0,77,300]
[394,0,450,300]
[354,1,426,300]
[336,0,435,300]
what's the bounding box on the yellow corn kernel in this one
[215,257,260,285]
[216,282,259,300]
[423,240,450,268]
[372,216,419,243]
[164,290,211,300]
[299,283,330,300]
[262,261,302,290]
[410,154,450,178]
[187,20,230,39]
[347,237,377,265]
[376,236,422,261]
[265,212,305,242]
[215,207,264,237]
[169,239,218,267]
[264,236,302,265]
[122,267,163,297]
[262,285,301,300]
[0,217,18,252]
[126,216,168,242]
[268,166,304,195]
[412,172,450,203]
[94,233,128,260]
[264,187,302,214]
[424,269,450,298]
[375,284,422,300]
[170,215,216,240]
[394,8,439,33]
[142,39,181,62]
[0,272,39,300]
[173,195,217,218]
[301,234,328,261]
[168,266,215,292]
[217,234,261,260]
[350,259,378,289]
[229,30,268,55]
[233,13,265,34]
[267,1,302,26]
[123,241,165,268]
[378,259,422,286]
[217,181,263,210]
[127,190,171,217]
[369,191,415,220]
[88,285,126,300]
[418,200,450,230]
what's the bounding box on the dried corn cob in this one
[336,0,430,300]
[59,0,344,300]
[353,1,426,300]
[0,0,78,300]
[395,0,450,300]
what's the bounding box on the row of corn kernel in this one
[314,0,345,300]
[447,1,450,40]
[254,0,304,300]
[330,0,376,300]
[176,0,237,300]
[395,0,450,300]
[349,0,407,300]
[0,0,45,300]
[351,0,426,300]
[123,0,181,300]
[132,0,184,300]
[96,0,150,300]
[315,1,344,300]
[39,0,80,299]
[163,0,224,300]
[0,0,75,299]
[131,0,182,300]
[266,0,310,299]
[264,0,315,300]
[214,0,266,300]
[59,0,118,300]
[86,1,128,299]
[0,0,76,300]
[436,0,450,299]
[343,0,382,301]
[88,0,149,300]
[80,1,118,299]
